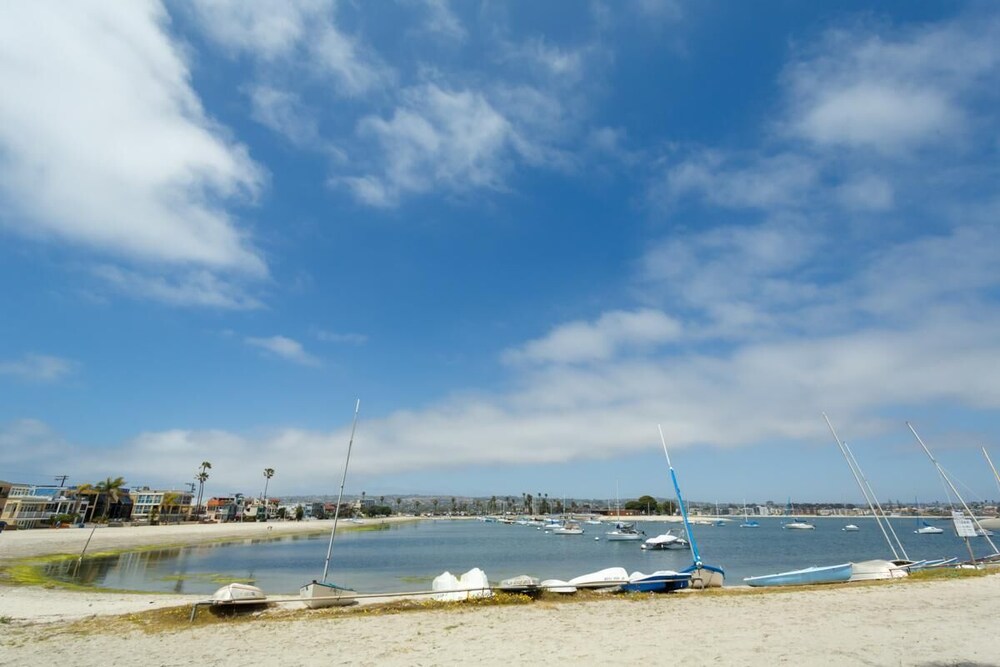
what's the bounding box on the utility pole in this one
[54,475,68,487]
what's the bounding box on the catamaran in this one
[300,400,361,609]
[657,425,725,588]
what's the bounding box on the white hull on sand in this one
[210,583,266,604]
[568,566,629,589]
[540,579,577,594]
[299,580,356,609]
[849,559,909,582]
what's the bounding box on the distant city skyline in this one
[1,2,999,503]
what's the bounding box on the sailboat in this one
[657,425,725,588]
[782,499,815,530]
[300,400,361,609]
[739,500,759,528]
[915,520,944,535]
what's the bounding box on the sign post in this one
[952,511,978,564]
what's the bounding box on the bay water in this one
[44,517,995,594]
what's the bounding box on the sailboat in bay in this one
[739,500,759,528]
[300,399,361,609]
[657,425,725,588]
[782,499,815,530]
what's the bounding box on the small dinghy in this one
[432,568,492,601]
[619,570,691,593]
[744,563,852,587]
[540,579,577,594]
[209,583,267,604]
[498,575,541,595]
[300,580,356,609]
[842,524,860,532]
[568,566,628,590]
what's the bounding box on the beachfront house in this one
[130,488,194,524]
[0,480,11,518]
[0,484,90,529]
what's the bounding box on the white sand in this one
[2,521,999,665]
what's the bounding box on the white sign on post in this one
[952,510,978,538]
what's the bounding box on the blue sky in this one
[1,1,999,505]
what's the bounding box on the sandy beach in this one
[2,521,999,666]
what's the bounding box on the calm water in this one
[44,518,996,594]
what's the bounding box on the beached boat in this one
[552,521,584,535]
[210,583,267,604]
[540,579,577,594]
[605,522,643,541]
[432,568,492,601]
[300,400,360,609]
[641,529,688,550]
[568,566,629,589]
[842,524,860,532]
[849,559,909,581]
[619,570,691,593]
[497,575,541,595]
[657,425,725,588]
[915,521,944,535]
[744,563,852,587]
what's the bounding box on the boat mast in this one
[908,422,1000,557]
[823,413,907,560]
[321,399,361,584]
[657,424,701,567]
[984,447,1000,494]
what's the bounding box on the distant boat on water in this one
[915,521,944,535]
[842,524,860,532]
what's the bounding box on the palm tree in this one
[395,497,402,514]
[195,461,211,518]
[160,492,180,524]
[261,468,275,521]
[431,498,439,514]
[94,476,127,521]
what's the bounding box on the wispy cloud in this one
[504,309,682,366]
[93,266,264,310]
[245,335,321,366]
[0,354,76,383]
[345,84,518,206]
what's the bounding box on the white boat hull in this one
[540,579,577,594]
[300,581,356,609]
[210,583,266,604]
[849,559,909,582]
[568,566,629,589]
[783,522,816,530]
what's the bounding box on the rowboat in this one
[209,583,266,604]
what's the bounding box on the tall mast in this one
[657,424,701,567]
[823,413,906,560]
[322,399,361,584]
[908,422,999,557]
[984,448,1000,494]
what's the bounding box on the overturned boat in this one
[619,570,691,593]
[209,583,267,604]
[744,563,852,587]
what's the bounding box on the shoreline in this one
[2,520,1000,664]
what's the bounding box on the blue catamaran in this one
[657,425,725,588]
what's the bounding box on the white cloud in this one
[783,17,1000,153]
[0,2,266,276]
[247,86,319,146]
[504,309,682,365]
[245,335,321,366]
[0,354,76,383]
[190,0,392,98]
[658,151,819,211]
[347,84,517,205]
[417,0,466,43]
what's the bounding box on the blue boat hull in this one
[743,563,853,587]
[620,571,691,593]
